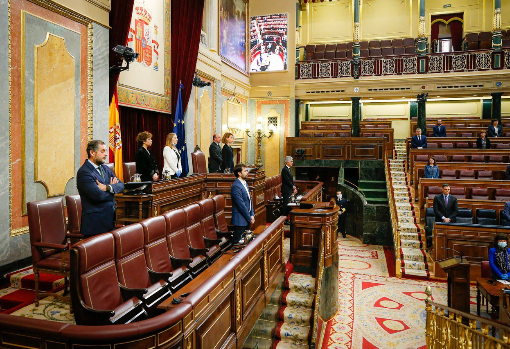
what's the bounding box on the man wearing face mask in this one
[336,191,348,238]
[489,233,510,280]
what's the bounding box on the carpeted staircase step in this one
[400,239,422,249]
[278,305,312,326]
[273,340,310,349]
[401,268,430,279]
[400,247,426,262]
[286,273,315,295]
[275,321,311,343]
[282,291,314,308]
[399,232,421,241]
[402,259,428,271]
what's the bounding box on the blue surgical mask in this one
[499,242,507,248]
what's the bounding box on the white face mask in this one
[499,241,507,249]
[337,194,342,199]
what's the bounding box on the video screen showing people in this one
[250,13,288,73]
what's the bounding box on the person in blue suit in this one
[489,233,510,280]
[432,119,446,137]
[77,140,125,237]
[411,128,427,149]
[487,119,503,138]
[231,164,254,244]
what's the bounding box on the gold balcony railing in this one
[425,286,510,348]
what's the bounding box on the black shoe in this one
[342,234,346,238]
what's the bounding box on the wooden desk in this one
[477,278,506,319]
[158,254,234,311]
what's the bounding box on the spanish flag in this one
[109,88,123,181]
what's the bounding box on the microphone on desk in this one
[440,247,464,262]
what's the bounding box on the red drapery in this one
[108,0,135,102]
[171,0,205,115]
[119,106,174,173]
[431,13,464,52]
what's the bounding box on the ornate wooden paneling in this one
[286,138,385,161]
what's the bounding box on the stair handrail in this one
[425,286,510,348]
[340,178,366,200]
[384,152,401,276]
[312,228,326,345]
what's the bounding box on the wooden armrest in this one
[189,246,208,258]
[203,237,222,248]
[119,284,147,301]
[33,242,67,250]
[148,269,173,284]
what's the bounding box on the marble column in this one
[491,92,503,122]
[493,0,502,51]
[305,103,310,121]
[417,0,427,55]
[351,97,361,137]
[295,99,301,137]
[417,93,427,133]
[352,0,360,59]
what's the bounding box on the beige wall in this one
[300,0,498,45]
[426,99,482,118]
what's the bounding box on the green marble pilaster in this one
[482,99,492,119]
[491,92,503,122]
[417,94,427,133]
[305,103,310,121]
[351,97,361,137]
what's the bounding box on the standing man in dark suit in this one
[231,164,254,244]
[487,119,503,137]
[208,133,223,173]
[505,164,510,180]
[336,191,348,238]
[433,183,458,223]
[281,156,297,223]
[432,119,446,137]
[411,128,427,149]
[77,140,125,237]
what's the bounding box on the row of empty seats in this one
[425,186,510,201]
[427,142,509,149]
[463,31,510,51]
[426,169,504,180]
[304,38,417,60]
[415,154,509,163]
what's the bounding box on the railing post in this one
[351,97,361,137]
[417,0,427,55]
[493,0,502,51]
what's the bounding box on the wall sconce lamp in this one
[245,116,276,167]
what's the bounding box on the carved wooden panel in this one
[196,297,233,349]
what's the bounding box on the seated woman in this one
[135,131,159,182]
[221,132,235,173]
[489,233,510,280]
[476,131,491,149]
[163,133,182,179]
[424,157,439,179]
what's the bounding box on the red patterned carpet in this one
[320,236,449,349]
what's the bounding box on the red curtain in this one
[171,0,205,115]
[449,20,463,51]
[109,0,135,102]
[119,106,174,173]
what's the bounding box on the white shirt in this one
[163,146,182,175]
[239,178,252,212]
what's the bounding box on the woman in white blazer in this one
[163,133,182,179]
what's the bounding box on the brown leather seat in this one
[164,209,208,277]
[470,155,486,162]
[338,132,349,137]
[27,198,71,305]
[456,142,469,148]
[325,44,336,52]
[440,169,457,180]
[476,170,493,179]
[392,39,404,48]
[393,47,405,55]
[198,199,231,252]
[141,216,192,293]
[65,195,84,244]
[123,162,137,183]
[403,38,415,47]
[105,163,115,176]
[336,43,347,51]
[369,40,381,49]
[359,41,369,50]
[450,187,466,199]
[381,47,393,56]
[459,170,475,179]
[112,224,171,315]
[427,186,442,198]
[427,143,438,148]
[496,143,510,149]
[451,155,466,162]
[495,189,510,202]
[184,204,221,264]
[434,155,447,162]
[471,188,489,200]
[488,155,504,163]
[212,195,233,234]
[335,50,347,59]
[191,147,207,174]
[380,40,392,48]
[415,155,429,162]
[71,233,147,325]
[441,143,454,148]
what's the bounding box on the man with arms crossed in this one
[208,133,223,173]
[77,140,124,237]
[231,164,254,244]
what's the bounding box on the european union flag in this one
[173,83,188,177]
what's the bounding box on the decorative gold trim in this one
[20,10,27,218]
[26,0,109,28]
[235,281,241,324]
[11,226,29,237]
[87,23,94,142]
[85,0,111,12]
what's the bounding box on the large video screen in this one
[249,13,288,73]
